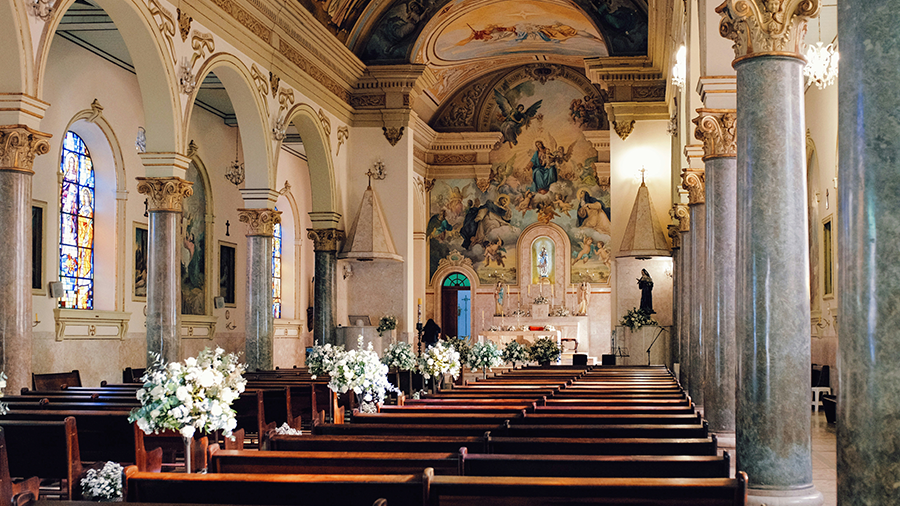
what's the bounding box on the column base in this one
[747,486,823,506]
[713,431,735,451]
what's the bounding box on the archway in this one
[278,104,337,222]
[0,0,29,96]
[440,273,471,339]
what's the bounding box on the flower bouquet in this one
[448,338,472,368]
[382,341,416,371]
[533,295,550,305]
[128,348,246,473]
[502,341,529,369]
[0,371,8,415]
[376,315,398,337]
[81,461,123,501]
[419,341,461,392]
[306,343,344,379]
[620,307,658,330]
[328,336,397,412]
[528,337,561,365]
[467,342,503,378]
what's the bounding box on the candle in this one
[34,313,38,322]
[418,298,422,305]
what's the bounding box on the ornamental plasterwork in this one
[177,8,192,42]
[693,109,737,160]
[147,0,177,63]
[307,228,345,251]
[238,208,282,237]
[668,224,682,249]
[250,65,269,106]
[136,177,194,212]
[671,203,690,232]
[270,72,281,98]
[383,126,405,146]
[28,0,53,21]
[614,120,635,141]
[0,125,51,173]
[86,99,104,124]
[423,178,436,193]
[438,250,474,270]
[681,168,706,205]
[716,0,821,59]
[336,126,349,156]
[318,109,332,137]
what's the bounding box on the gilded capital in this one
[671,203,691,232]
[693,109,737,160]
[307,228,345,251]
[238,208,282,237]
[136,177,193,212]
[668,224,682,249]
[0,125,51,174]
[681,168,706,205]
[717,0,820,60]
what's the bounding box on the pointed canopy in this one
[616,181,671,258]
[339,184,403,262]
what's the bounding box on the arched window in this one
[442,273,470,287]
[272,213,282,319]
[59,131,95,309]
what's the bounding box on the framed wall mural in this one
[182,161,206,315]
[133,223,148,301]
[32,201,47,295]
[219,242,236,307]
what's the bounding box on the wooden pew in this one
[268,434,488,453]
[0,426,40,506]
[350,412,525,425]
[317,421,708,439]
[314,423,502,437]
[0,417,82,499]
[31,371,81,391]
[125,467,429,506]
[427,472,748,505]
[458,448,731,478]
[486,435,719,456]
[209,448,458,475]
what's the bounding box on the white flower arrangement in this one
[376,315,398,336]
[0,372,8,415]
[306,343,344,379]
[327,336,397,405]
[533,295,550,305]
[552,306,571,317]
[419,341,461,380]
[382,341,417,371]
[489,325,501,331]
[81,461,123,501]
[274,422,302,435]
[467,342,503,373]
[502,341,530,368]
[128,348,247,439]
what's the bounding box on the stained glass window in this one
[59,132,94,309]
[443,273,470,287]
[272,211,282,319]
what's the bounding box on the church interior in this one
[1,0,895,504]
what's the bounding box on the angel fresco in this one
[576,189,611,236]
[495,89,542,148]
[427,209,454,241]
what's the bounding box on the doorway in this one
[440,273,471,339]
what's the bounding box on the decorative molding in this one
[476,177,491,193]
[0,125,51,174]
[632,85,666,101]
[423,178,436,193]
[307,228,345,251]
[318,109,332,137]
[668,224,682,249]
[433,153,477,165]
[278,40,351,104]
[336,126,349,156]
[54,309,130,342]
[681,168,706,205]
[147,0,177,64]
[136,177,194,212]
[613,120,635,141]
[523,64,565,85]
[693,109,737,160]
[274,319,305,338]
[181,314,217,340]
[437,83,486,129]
[177,8,192,42]
[717,0,821,60]
[350,94,386,108]
[250,64,269,105]
[273,88,296,140]
[210,0,272,43]
[671,203,690,232]
[28,0,54,21]
[86,99,104,123]
[186,140,199,158]
[190,32,216,67]
[238,208,282,237]
[270,72,281,98]
[437,250,474,270]
[382,126,404,146]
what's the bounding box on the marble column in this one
[136,177,193,364]
[718,1,822,503]
[677,220,692,390]
[683,169,706,410]
[239,209,281,372]
[695,110,737,444]
[307,229,344,346]
[667,223,681,369]
[0,126,50,392]
[838,3,900,504]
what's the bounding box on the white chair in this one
[811,387,831,412]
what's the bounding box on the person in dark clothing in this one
[423,319,441,346]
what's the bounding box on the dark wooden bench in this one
[268,434,488,453]
[0,417,82,499]
[518,412,703,425]
[486,435,718,455]
[209,448,458,475]
[314,423,502,437]
[0,409,134,463]
[32,371,81,391]
[0,426,39,506]
[125,468,429,506]
[349,412,525,425]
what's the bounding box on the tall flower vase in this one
[182,434,208,473]
[183,435,193,474]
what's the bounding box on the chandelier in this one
[804,41,839,90]
[225,127,245,187]
[671,45,686,90]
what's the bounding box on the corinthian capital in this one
[238,208,282,237]
[693,109,737,160]
[717,0,820,60]
[307,228,345,251]
[681,169,706,205]
[0,125,51,174]
[671,203,691,232]
[136,177,193,212]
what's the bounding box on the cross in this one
[640,166,646,184]
[365,168,376,187]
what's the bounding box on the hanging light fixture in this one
[804,12,839,90]
[671,45,686,90]
[225,127,245,187]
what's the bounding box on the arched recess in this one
[518,222,572,300]
[36,0,182,153]
[430,258,480,338]
[275,189,303,320]
[277,104,336,219]
[184,155,215,317]
[186,53,271,189]
[0,0,31,95]
[57,109,125,311]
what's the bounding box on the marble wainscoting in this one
[32,330,147,387]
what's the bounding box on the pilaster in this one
[239,208,282,371]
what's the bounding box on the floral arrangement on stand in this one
[510,308,528,317]
[447,338,472,368]
[382,341,417,371]
[376,315,398,336]
[467,342,504,378]
[620,307,658,330]
[306,343,344,379]
[128,348,246,473]
[552,306,571,317]
[0,372,8,415]
[81,461,123,501]
[328,336,397,413]
[419,341,461,391]
[528,337,561,365]
[533,295,550,305]
[502,341,529,369]
[489,325,501,332]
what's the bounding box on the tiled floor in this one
[811,411,837,506]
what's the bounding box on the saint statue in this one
[494,281,506,316]
[577,281,591,315]
[638,269,654,314]
[537,246,550,278]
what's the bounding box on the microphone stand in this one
[646,327,665,366]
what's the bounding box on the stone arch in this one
[36,0,181,152]
[275,188,304,319]
[184,154,215,316]
[279,104,337,222]
[186,53,271,190]
[430,259,480,336]
[0,0,31,95]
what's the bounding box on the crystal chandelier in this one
[225,127,245,187]
[804,41,839,90]
[671,45,686,90]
